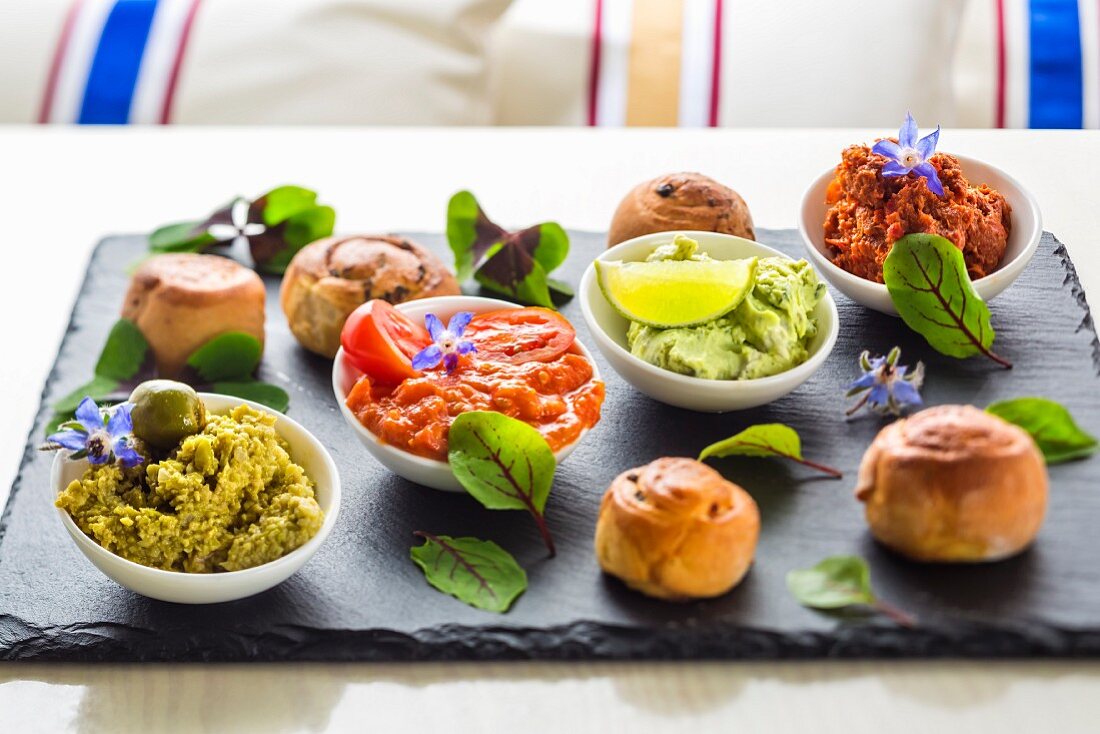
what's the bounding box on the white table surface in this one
[1,127,1098,733]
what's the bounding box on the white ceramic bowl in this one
[333,295,601,492]
[579,230,839,413]
[52,394,341,605]
[798,153,1042,316]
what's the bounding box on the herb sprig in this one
[446,191,572,308]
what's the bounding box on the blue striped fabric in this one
[78,0,159,124]
[1028,0,1084,129]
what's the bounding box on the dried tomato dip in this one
[345,307,604,461]
[823,144,1012,283]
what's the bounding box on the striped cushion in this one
[493,0,963,128]
[956,0,1100,129]
[30,0,511,125]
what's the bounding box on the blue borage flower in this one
[846,347,925,418]
[412,312,477,374]
[872,112,945,197]
[46,397,144,467]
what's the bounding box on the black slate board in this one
[2,229,1099,662]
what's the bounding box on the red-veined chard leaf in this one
[699,423,842,478]
[787,556,914,627]
[883,234,1011,368]
[410,532,527,613]
[447,411,558,557]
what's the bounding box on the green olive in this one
[129,380,207,450]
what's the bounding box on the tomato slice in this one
[340,300,431,384]
[464,308,576,364]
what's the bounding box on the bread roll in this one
[855,405,1048,562]
[608,172,755,247]
[595,457,760,600]
[122,254,266,378]
[280,235,460,357]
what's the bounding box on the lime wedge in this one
[596,257,757,328]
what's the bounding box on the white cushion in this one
[491,0,964,128]
[11,0,510,125]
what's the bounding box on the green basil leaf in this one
[786,556,876,609]
[258,185,319,226]
[699,423,841,477]
[52,375,121,415]
[210,381,290,413]
[186,332,262,382]
[448,411,557,556]
[883,234,1011,368]
[148,221,215,253]
[987,397,1098,464]
[410,532,527,613]
[94,319,150,381]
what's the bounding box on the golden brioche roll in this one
[608,172,755,247]
[122,254,266,378]
[856,405,1048,563]
[595,457,760,600]
[280,235,460,357]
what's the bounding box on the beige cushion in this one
[175,0,511,125]
[491,0,965,128]
[3,0,510,125]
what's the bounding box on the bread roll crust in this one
[856,405,1048,562]
[608,172,755,247]
[280,235,460,357]
[595,457,760,600]
[122,254,266,378]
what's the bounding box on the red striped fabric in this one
[587,0,603,126]
[38,0,85,124]
[159,0,202,123]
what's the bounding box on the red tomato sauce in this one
[346,342,604,462]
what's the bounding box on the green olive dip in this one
[56,404,324,573]
[626,236,826,380]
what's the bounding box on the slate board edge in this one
[3,231,1098,663]
[1053,238,1100,374]
[4,614,1100,662]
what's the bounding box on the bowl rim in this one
[331,294,603,470]
[53,392,342,581]
[579,229,840,389]
[796,152,1043,294]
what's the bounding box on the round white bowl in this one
[798,153,1042,316]
[333,295,601,492]
[52,393,341,605]
[579,230,839,413]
